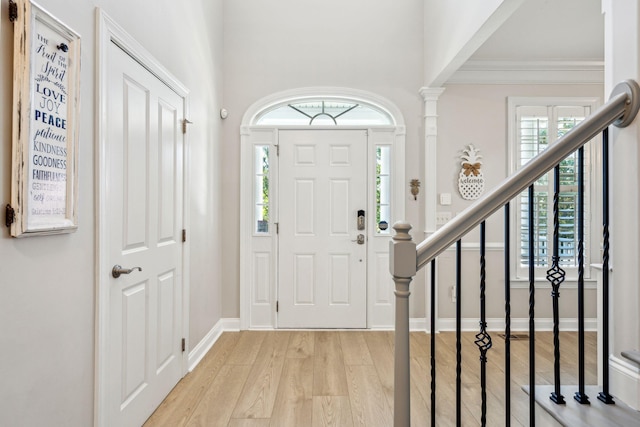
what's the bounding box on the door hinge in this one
[8,0,17,22]
[182,229,186,242]
[275,222,279,234]
[182,119,192,134]
[5,204,15,228]
[276,301,279,312]
[275,144,279,156]
[181,338,186,352]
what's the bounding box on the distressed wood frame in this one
[10,0,81,237]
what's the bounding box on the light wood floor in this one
[144,330,597,427]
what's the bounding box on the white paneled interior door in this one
[105,41,184,427]
[278,130,367,328]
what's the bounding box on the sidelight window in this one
[254,145,270,234]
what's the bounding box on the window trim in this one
[507,96,601,281]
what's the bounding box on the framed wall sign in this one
[9,0,81,237]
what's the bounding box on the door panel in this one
[157,270,176,369]
[329,254,350,304]
[123,77,149,250]
[106,41,184,426]
[158,100,179,243]
[122,281,148,403]
[278,130,367,328]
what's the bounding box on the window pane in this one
[256,98,393,125]
[514,102,591,275]
[254,146,269,233]
[519,106,585,267]
[558,192,578,266]
[519,191,548,267]
[376,146,391,234]
[520,116,548,186]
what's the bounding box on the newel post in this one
[390,221,417,427]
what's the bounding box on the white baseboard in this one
[187,318,240,372]
[188,316,596,373]
[610,354,640,410]
[221,317,240,331]
[410,318,427,331]
[369,319,427,331]
[437,317,597,332]
[188,319,224,372]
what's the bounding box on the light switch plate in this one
[440,193,452,205]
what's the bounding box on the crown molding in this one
[447,60,604,85]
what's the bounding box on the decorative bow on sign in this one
[462,162,482,176]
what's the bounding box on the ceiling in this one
[470,0,604,63]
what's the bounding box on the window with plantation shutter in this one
[508,99,599,280]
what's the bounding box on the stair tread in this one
[622,350,640,366]
[523,385,640,427]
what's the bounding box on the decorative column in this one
[390,222,417,427]
[419,87,445,235]
[420,87,445,336]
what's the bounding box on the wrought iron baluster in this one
[456,239,462,427]
[575,146,590,404]
[430,259,436,427]
[528,185,536,426]
[547,165,566,405]
[598,128,615,404]
[475,221,492,427]
[504,203,512,426]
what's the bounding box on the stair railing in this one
[390,79,640,427]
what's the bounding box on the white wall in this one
[0,0,224,425]
[604,0,640,409]
[424,0,522,86]
[222,0,426,319]
[436,83,604,324]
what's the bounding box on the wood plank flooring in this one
[144,331,597,427]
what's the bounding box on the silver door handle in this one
[112,265,142,278]
[351,234,365,245]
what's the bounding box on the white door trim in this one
[95,9,190,427]
[239,88,406,330]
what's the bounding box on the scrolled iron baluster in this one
[598,128,615,404]
[575,146,590,404]
[547,165,566,405]
[475,221,492,427]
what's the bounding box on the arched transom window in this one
[255,98,393,126]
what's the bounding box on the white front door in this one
[105,41,184,426]
[278,130,368,328]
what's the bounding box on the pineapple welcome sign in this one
[458,145,485,200]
